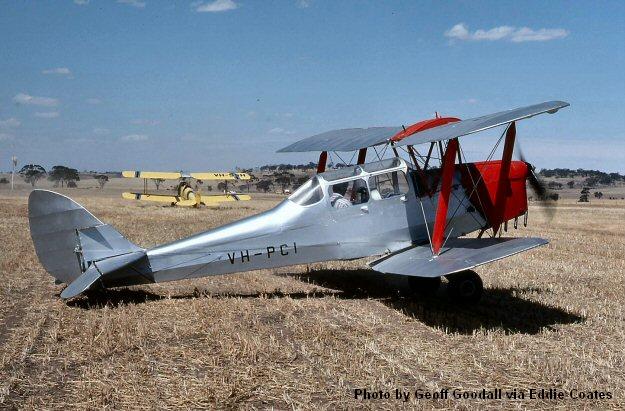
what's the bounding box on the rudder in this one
[28,190,144,285]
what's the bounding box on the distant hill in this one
[538,168,625,187]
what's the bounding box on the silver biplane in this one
[28,101,569,302]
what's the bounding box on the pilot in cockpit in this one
[329,182,351,208]
[330,180,369,208]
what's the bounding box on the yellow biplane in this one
[121,170,252,207]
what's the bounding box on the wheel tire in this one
[446,270,483,304]
[407,276,441,297]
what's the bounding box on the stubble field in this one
[0,185,624,409]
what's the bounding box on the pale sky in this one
[1,1,624,172]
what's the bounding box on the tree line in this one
[12,164,110,188]
[539,168,625,187]
[258,162,317,172]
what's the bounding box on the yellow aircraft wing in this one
[190,172,251,180]
[122,171,183,179]
[122,192,183,203]
[201,194,252,203]
[122,192,251,206]
[122,171,251,180]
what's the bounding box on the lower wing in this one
[121,192,196,205]
[201,194,252,203]
[369,237,548,278]
[122,192,251,205]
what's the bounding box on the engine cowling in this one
[459,160,529,230]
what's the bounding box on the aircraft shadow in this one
[67,268,584,335]
[65,286,342,309]
[285,268,585,335]
[66,288,167,309]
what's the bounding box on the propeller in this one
[515,142,556,219]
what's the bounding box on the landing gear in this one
[407,276,441,297]
[446,270,483,304]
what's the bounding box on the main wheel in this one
[446,270,483,304]
[407,276,441,297]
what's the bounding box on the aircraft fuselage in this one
[101,158,493,288]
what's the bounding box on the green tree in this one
[152,178,165,190]
[244,174,257,192]
[94,174,109,189]
[579,187,590,203]
[256,180,273,193]
[585,177,598,188]
[48,166,80,188]
[19,164,46,187]
[275,172,294,192]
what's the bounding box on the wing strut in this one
[357,148,367,164]
[423,142,435,170]
[407,145,433,197]
[491,122,516,235]
[431,138,458,255]
[317,151,328,173]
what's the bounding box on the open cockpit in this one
[287,157,412,209]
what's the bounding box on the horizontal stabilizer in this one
[79,224,143,261]
[369,237,548,278]
[60,251,146,299]
[61,265,101,299]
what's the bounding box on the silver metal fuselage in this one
[104,158,485,288]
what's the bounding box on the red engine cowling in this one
[459,160,529,230]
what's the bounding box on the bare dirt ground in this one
[1,184,624,409]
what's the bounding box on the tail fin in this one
[28,190,145,297]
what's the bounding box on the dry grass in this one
[1,186,624,409]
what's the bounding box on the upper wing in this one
[122,171,183,179]
[190,172,251,180]
[277,127,402,153]
[122,171,251,180]
[396,101,569,147]
[276,101,569,153]
[369,237,548,278]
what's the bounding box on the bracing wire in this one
[444,125,510,237]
